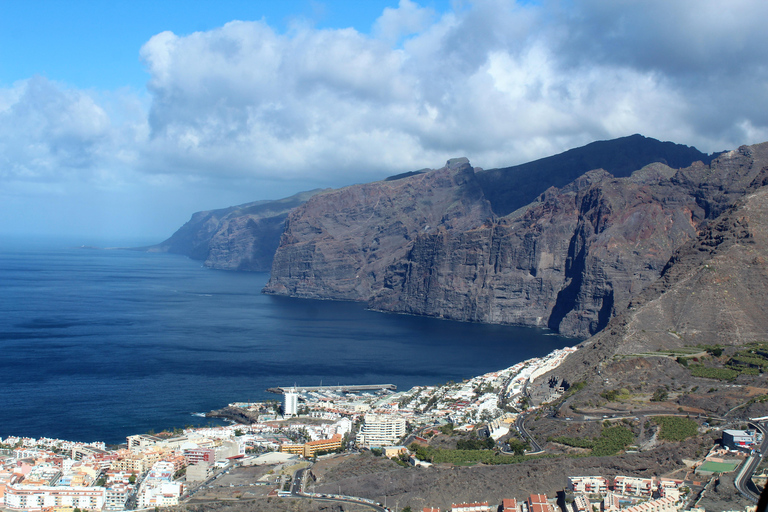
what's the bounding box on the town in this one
[1,346,764,512]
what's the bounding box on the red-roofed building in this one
[501,498,517,511]
[528,494,554,512]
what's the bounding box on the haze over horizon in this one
[2,0,767,241]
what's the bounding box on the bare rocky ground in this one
[307,442,704,511]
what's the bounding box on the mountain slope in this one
[476,133,714,217]
[534,153,768,387]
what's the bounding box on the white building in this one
[567,476,609,494]
[137,481,183,508]
[3,484,105,511]
[613,475,653,497]
[284,389,298,417]
[357,413,406,448]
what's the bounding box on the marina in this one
[267,384,397,395]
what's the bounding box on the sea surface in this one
[0,238,575,444]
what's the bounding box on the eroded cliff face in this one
[371,165,705,336]
[146,189,324,271]
[263,158,493,299]
[265,143,768,338]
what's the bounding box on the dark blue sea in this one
[0,237,574,444]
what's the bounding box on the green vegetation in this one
[507,438,529,456]
[601,388,631,402]
[685,342,768,380]
[549,425,633,457]
[549,436,595,449]
[592,426,634,456]
[651,387,669,401]
[689,365,740,381]
[439,423,454,436]
[652,416,699,441]
[456,437,495,450]
[408,441,549,465]
[567,381,587,394]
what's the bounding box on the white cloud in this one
[2,0,768,237]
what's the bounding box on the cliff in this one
[263,158,493,299]
[266,142,768,338]
[527,151,768,411]
[146,189,325,271]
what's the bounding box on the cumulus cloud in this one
[3,0,768,221]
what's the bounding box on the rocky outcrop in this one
[266,142,768,338]
[146,189,325,271]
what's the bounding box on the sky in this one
[2,0,768,242]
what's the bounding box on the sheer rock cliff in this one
[265,142,768,338]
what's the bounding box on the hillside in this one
[527,159,768,417]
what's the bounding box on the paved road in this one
[291,466,387,511]
[734,421,768,503]
[515,411,544,454]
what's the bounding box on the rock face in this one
[263,158,493,299]
[146,189,325,271]
[531,147,768,378]
[266,142,768,338]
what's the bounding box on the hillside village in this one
[2,344,766,512]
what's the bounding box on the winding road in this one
[734,421,768,504]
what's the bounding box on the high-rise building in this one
[357,413,406,447]
[284,389,298,417]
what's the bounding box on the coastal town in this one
[1,346,764,512]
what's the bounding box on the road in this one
[515,411,544,454]
[734,421,768,504]
[290,466,388,511]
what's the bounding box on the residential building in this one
[304,434,343,457]
[357,414,406,447]
[284,389,298,417]
[572,495,590,512]
[613,476,653,497]
[3,484,105,511]
[451,502,490,512]
[104,484,130,511]
[501,498,517,511]
[184,447,215,466]
[528,494,554,512]
[186,462,213,483]
[567,476,609,494]
[621,496,677,512]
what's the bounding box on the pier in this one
[267,384,396,394]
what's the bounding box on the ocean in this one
[0,238,575,444]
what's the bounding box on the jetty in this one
[267,384,396,394]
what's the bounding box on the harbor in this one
[266,384,397,395]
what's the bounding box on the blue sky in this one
[0,1,451,91]
[2,0,768,241]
